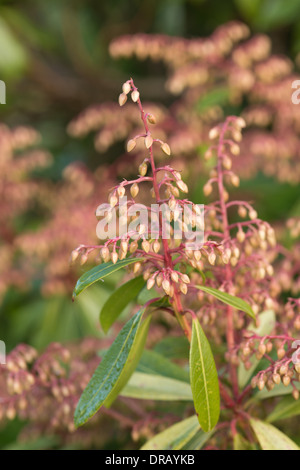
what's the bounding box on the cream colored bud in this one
[139,162,148,176]
[170,185,180,197]
[110,194,118,207]
[138,224,146,235]
[142,240,150,253]
[147,278,155,290]
[208,252,216,265]
[279,364,288,375]
[111,252,118,264]
[145,134,153,149]
[117,186,126,198]
[127,139,136,152]
[130,183,139,198]
[238,206,247,218]
[258,378,265,391]
[153,240,161,253]
[231,174,240,187]
[80,253,88,265]
[119,93,127,106]
[236,117,246,128]
[171,271,179,283]
[230,143,240,155]
[249,209,257,220]
[70,250,79,263]
[237,229,245,243]
[258,343,266,355]
[161,142,171,156]
[130,241,138,253]
[203,183,212,196]
[179,282,188,295]
[292,389,299,400]
[277,348,286,360]
[181,274,190,284]
[147,113,156,124]
[223,156,232,170]
[265,298,273,309]
[232,130,242,142]
[177,180,188,193]
[122,82,131,94]
[156,272,163,287]
[120,240,128,253]
[131,90,140,102]
[133,262,142,273]
[272,373,281,385]
[209,127,219,139]
[282,375,291,387]
[162,279,171,295]
[194,250,201,261]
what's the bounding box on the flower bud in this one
[130,241,138,253]
[238,206,247,218]
[161,142,171,156]
[203,183,212,196]
[237,228,245,243]
[162,279,171,295]
[117,186,126,198]
[127,139,136,152]
[179,282,188,295]
[177,180,188,193]
[231,174,240,187]
[130,183,139,198]
[153,240,161,253]
[131,90,140,102]
[282,375,291,387]
[142,240,150,253]
[181,274,190,284]
[133,262,142,273]
[292,389,299,400]
[171,271,179,283]
[139,162,148,176]
[147,113,156,124]
[111,252,118,264]
[223,156,232,170]
[118,93,127,106]
[145,134,153,149]
[122,82,131,94]
[249,209,258,220]
[272,373,281,385]
[209,127,219,139]
[147,278,155,290]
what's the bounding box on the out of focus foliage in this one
[0,0,300,450]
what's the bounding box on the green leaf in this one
[141,415,201,450]
[250,418,300,450]
[183,428,214,450]
[72,258,143,299]
[267,396,300,423]
[100,275,145,333]
[137,349,190,383]
[196,87,229,113]
[189,318,220,432]
[238,310,276,388]
[74,309,150,427]
[154,336,190,359]
[195,285,255,320]
[120,372,193,401]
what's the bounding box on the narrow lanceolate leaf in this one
[141,416,200,450]
[120,372,193,401]
[250,418,300,450]
[195,285,255,320]
[189,318,220,432]
[72,258,144,299]
[137,349,190,383]
[100,275,145,333]
[74,309,150,427]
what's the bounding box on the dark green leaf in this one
[74,309,149,427]
[189,318,220,432]
[72,258,143,299]
[195,285,255,320]
[100,275,145,333]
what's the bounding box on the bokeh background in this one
[0,0,300,449]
